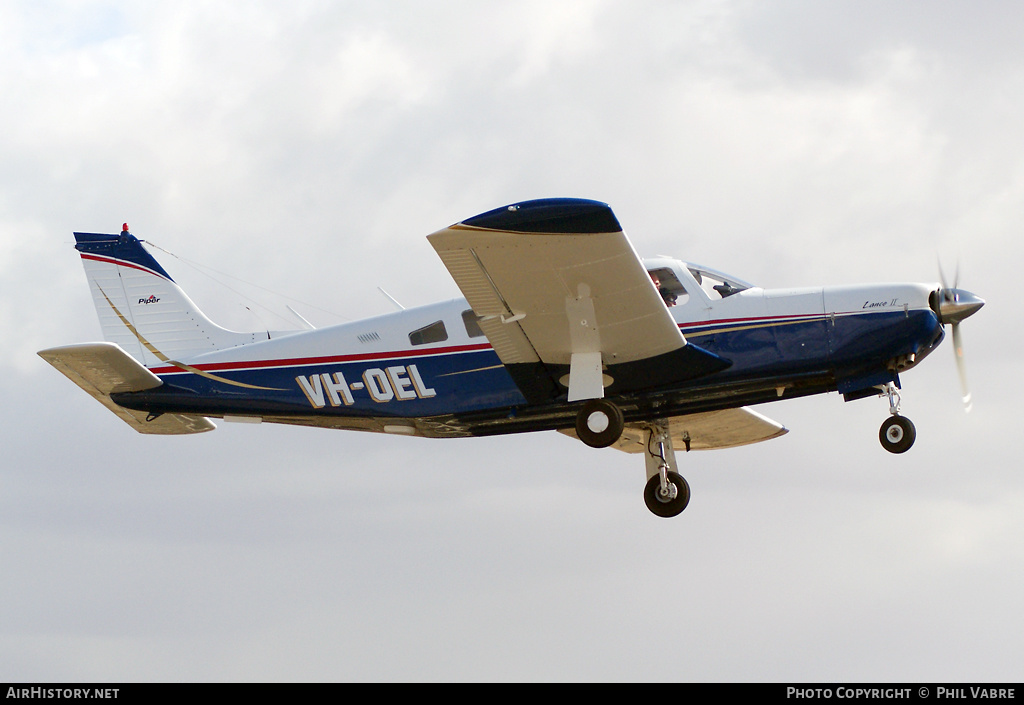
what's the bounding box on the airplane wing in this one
[559,406,788,452]
[428,199,729,403]
[38,342,216,435]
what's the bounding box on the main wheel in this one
[575,399,624,448]
[879,415,916,454]
[643,471,691,518]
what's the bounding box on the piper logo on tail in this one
[138,295,161,305]
[296,364,437,408]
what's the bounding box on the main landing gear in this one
[575,399,625,449]
[573,401,690,517]
[878,383,916,454]
[642,423,690,518]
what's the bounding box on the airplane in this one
[38,198,984,517]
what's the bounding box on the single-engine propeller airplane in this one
[40,198,984,517]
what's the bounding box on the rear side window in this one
[409,320,448,346]
[462,309,485,338]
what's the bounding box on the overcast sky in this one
[2,0,1021,682]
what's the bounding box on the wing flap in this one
[559,406,788,452]
[434,247,540,364]
[38,342,215,435]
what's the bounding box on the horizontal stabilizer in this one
[38,342,215,435]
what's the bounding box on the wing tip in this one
[460,198,622,234]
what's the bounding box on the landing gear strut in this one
[878,382,916,454]
[642,424,690,517]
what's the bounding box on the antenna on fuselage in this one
[377,287,406,311]
[142,240,351,326]
[286,305,316,331]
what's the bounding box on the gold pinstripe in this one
[97,285,286,391]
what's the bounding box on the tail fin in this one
[75,226,258,367]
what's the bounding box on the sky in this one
[1,0,1022,682]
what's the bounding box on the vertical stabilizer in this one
[74,227,257,366]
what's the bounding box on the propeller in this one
[936,261,985,412]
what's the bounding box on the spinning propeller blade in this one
[935,259,983,413]
[952,322,971,412]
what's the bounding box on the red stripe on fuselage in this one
[146,309,898,376]
[678,307,919,335]
[678,312,825,331]
[148,342,495,375]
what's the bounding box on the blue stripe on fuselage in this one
[154,347,527,417]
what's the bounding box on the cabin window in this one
[462,309,485,338]
[647,267,689,306]
[409,320,448,346]
[687,267,751,299]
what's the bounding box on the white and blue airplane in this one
[39,198,983,517]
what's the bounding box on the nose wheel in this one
[879,415,916,454]
[878,382,916,453]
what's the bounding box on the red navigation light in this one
[122,223,129,232]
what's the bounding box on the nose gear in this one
[878,383,916,453]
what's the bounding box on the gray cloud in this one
[2,0,1020,681]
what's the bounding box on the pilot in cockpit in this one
[650,272,677,306]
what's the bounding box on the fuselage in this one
[111,255,946,438]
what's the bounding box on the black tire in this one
[575,399,624,448]
[643,471,691,518]
[879,415,916,454]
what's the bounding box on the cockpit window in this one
[687,266,753,299]
[409,320,448,346]
[462,309,485,338]
[647,267,688,306]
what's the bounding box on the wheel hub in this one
[657,482,678,503]
[586,411,610,434]
[643,470,691,518]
